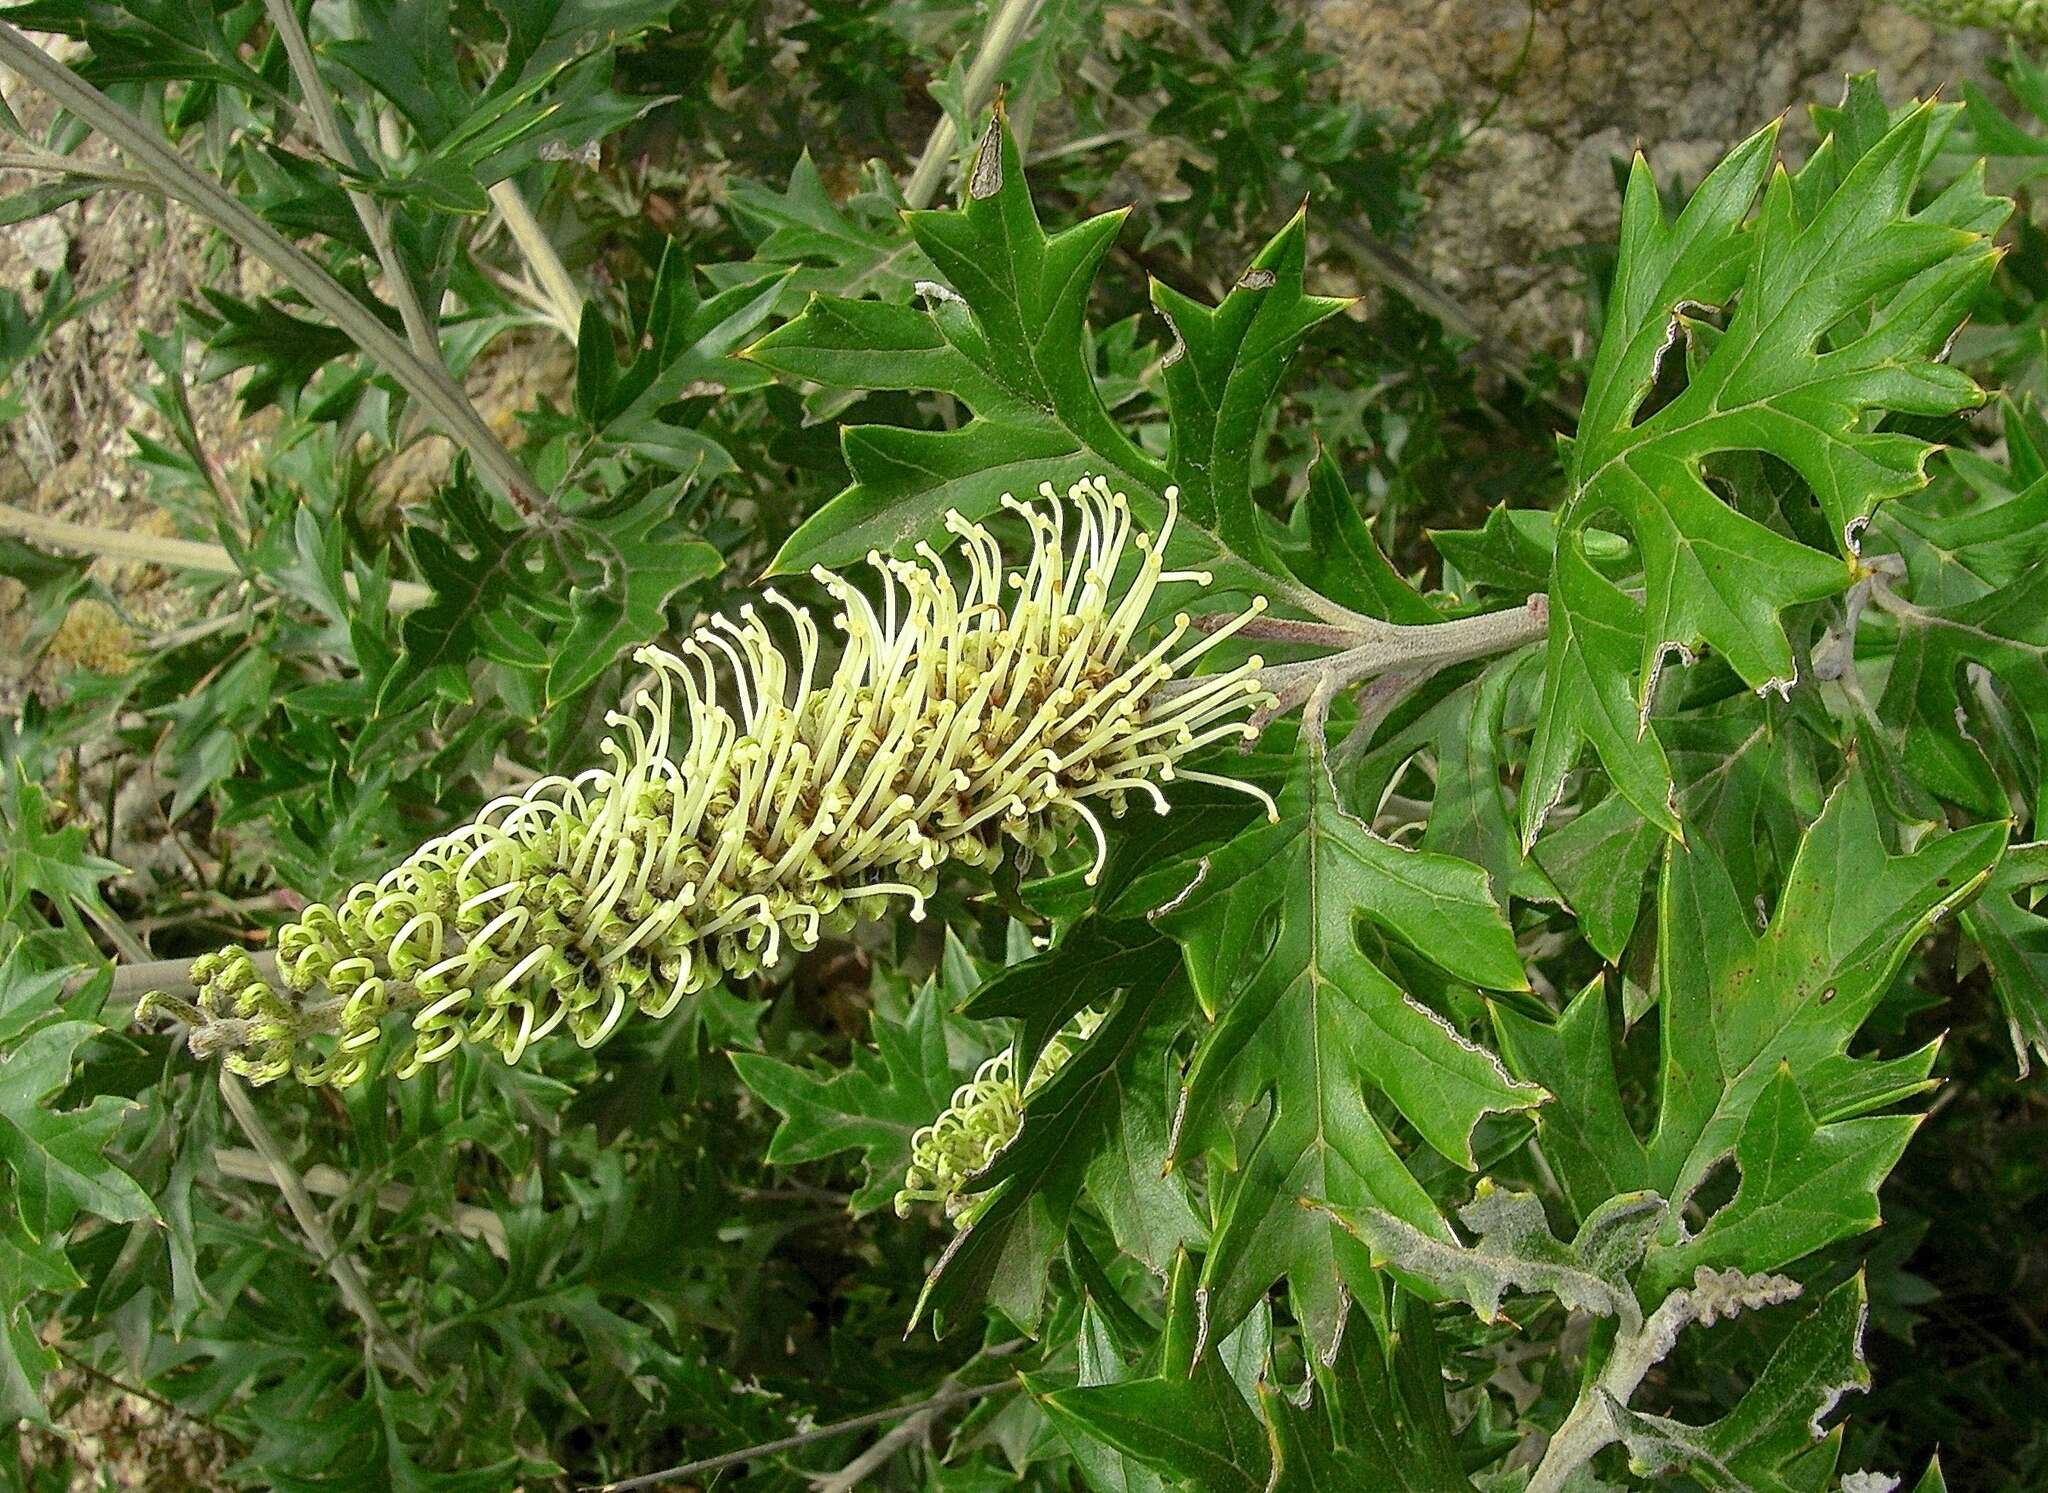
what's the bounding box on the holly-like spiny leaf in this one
[746,111,1352,624]
[730,977,965,1216]
[1159,741,1542,1360]
[1494,771,1999,1282]
[0,1019,156,1241]
[1958,839,2048,1075]
[1522,102,2009,845]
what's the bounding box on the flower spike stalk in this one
[143,476,1276,1087]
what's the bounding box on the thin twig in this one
[0,20,541,510]
[0,499,432,610]
[903,0,1044,209]
[0,147,157,191]
[49,1342,248,1450]
[591,1380,1015,1492]
[809,1398,948,1493]
[258,0,441,362]
[217,1073,432,1389]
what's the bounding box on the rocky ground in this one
[1308,0,1997,356]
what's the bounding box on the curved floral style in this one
[142,476,1275,1086]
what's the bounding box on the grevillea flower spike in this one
[143,476,1276,1086]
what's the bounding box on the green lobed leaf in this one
[1257,1291,1474,1492]
[1148,211,1352,576]
[1522,103,2009,845]
[0,1019,156,1241]
[1860,409,2048,820]
[746,112,1349,622]
[0,1214,77,1425]
[723,153,929,305]
[1422,654,1561,907]
[0,0,286,103]
[1159,741,1542,1359]
[574,247,785,469]
[544,486,725,705]
[0,767,127,935]
[1958,839,2048,1075]
[1278,447,1440,624]
[730,977,964,1216]
[1039,1250,1271,1493]
[1640,1065,1917,1296]
[1495,770,1997,1282]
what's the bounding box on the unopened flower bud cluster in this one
[144,476,1274,1086]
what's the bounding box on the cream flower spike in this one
[143,476,1277,1087]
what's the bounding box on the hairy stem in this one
[0,500,432,610]
[1162,593,1549,730]
[1525,1294,1688,1493]
[258,0,441,363]
[0,20,540,509]
[1525,1271,1799,1493]
[903,0,1044,209]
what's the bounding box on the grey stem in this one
[1155,593,1549,730]
[93,951,282,1011]
[218,1073,431,1389]
[1523,1296,1683,1493]
[0,20,541,510]
[1254,594,1549,701]
[0,500,432,610]
[902,0,1045,209]
[258,0,442,363]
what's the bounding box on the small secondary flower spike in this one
[143,477,1276,1086]
[896,1008,1103,1222]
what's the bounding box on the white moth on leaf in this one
[145,476,1275,1086]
